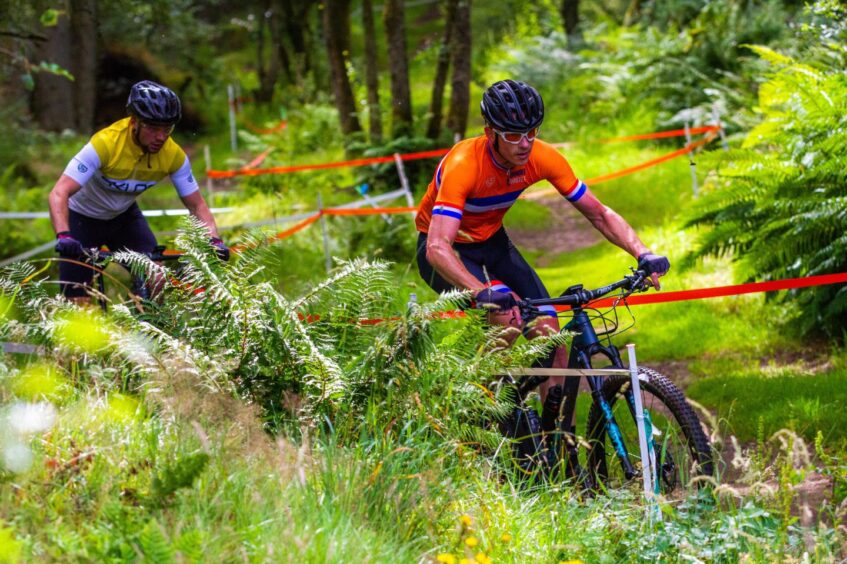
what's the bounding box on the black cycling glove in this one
[474,288,517,311]
[55,232,84,258]
[637,252,670,276]
[210,237,230,261]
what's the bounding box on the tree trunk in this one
[446,0,470,140]
[322,0,361,136]
[281,0,313,76]
[71,0,97,134]
[361,0,382,143]
[272,0,293,84]
[382,0,413,137]
[560,0,583,48]
[426,0,457,141]
[256,0,280,103]
[32,1,77,131]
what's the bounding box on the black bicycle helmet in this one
[126,80,181,124]
[480,79,544,132]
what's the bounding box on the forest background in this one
[1,0,847,561]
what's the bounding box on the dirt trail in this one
[508,195,602,265]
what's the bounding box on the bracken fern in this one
[685,5,847,336]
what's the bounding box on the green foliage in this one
[497,0,789,139]
[138,519,176,563]
[149,452,210,507]
[686,367,847,449]
[685,13,847,336]
[352,135,441,195]
[815,431,847,505]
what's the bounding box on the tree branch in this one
[0,30,47,42]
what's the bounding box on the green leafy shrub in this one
[684,16,847,336]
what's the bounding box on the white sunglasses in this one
[492,126,540,144]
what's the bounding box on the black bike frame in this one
[519,275,649,481]
[562,304,638,480]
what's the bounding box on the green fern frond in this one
[138,519,176,563]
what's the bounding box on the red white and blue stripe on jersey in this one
[416,136,586,243]
[432,203,464,220]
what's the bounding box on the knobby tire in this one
[586,366,713,496]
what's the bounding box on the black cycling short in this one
[416,227,556,316]
[58,203,157,298]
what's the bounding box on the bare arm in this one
[180,190,220,238]
[425,215,486,291]
[48,174,83,234]
[571,189,666,288]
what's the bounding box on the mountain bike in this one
[495,269,714,496]
[84,245,183,310]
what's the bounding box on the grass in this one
[687,365,847,448]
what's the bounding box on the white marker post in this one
[684,122,699,198]
[393,153,415,209]
[227,84,238,152]
[711,103,729,151]
[204,144,215,206]
[317,192,331,273]
[626,343,661,522]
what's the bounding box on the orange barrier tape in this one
[323,206,417,217]
[242,148,274,170]
[327,272,847,325]
[226,128,719,246]
[230,213,322,253]
[525,132,718,199]
[206,125,723,179]
[583,271,847,309]
[244,119,288,135]
[207,148,450,179]
[598,125,719,144]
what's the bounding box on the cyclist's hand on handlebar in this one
[473,288,517,311]
[210,237,230,261]
[55,232,83,258]
[637,252,670,290]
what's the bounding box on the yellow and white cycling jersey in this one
[63,117,199,219]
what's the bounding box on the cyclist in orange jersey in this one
[416,79,669,427]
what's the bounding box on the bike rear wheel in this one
[586,366,713,496]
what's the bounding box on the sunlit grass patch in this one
[0,522,23,563]
[54,309,114,353]
[687,367,847,448]
[10,363,70,404]
[503,199,553,230]
[0,294,19,322]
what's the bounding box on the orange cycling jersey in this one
[415,136,587,243]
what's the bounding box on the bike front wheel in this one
[586,366,713,497]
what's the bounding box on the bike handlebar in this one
[518,270,649,314]
[87,245,183,263]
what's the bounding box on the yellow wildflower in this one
[465,536,479,548]
[436,554,457,564]
[476,552,492,564]
[559,560,585,564]
[459,514,473,527]
[500,533,512,543]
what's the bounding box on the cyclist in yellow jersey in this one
[416,80,670,438]
[48,80,228,299]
